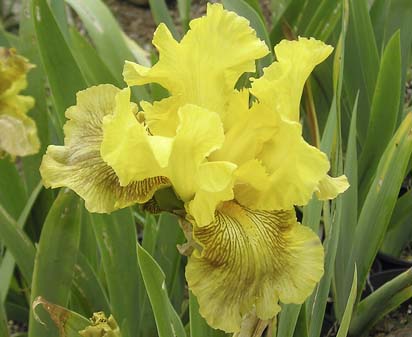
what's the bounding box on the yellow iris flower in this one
[40,3,349,333]
[0,48,39,157]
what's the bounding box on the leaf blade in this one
[137,243,186,337]
[28,189,82,337]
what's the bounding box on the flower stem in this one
[304,80,321,148]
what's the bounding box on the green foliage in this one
[28,189,82,337]
[137,244,186,337]
[90,210,141,337]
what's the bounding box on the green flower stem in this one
[303,80,321,148]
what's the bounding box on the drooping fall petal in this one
[40,85,169,213]
[186,202,323,332]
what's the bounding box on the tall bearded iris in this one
[40,4,348,333]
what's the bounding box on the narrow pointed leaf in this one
[277,304,301,337]
[137,244,186,337]
[0,205,35,283]
[0,182,43,301]
[65,0,150,100]
[69,28,119,86]
[334,98,359,319]
[359,31,401,196]
[20,0,54,188]
[28,189,82,337]
[0,296,9,337]
[32,0,87,129]
[336,268,357,337]
[72,253,111,316]
[177,0,191,31]
[0,160,27,219]
[90,209,140,337]
[347,112,412,300]
[148,0,179,39]
[381,190,412,256]
[344,0,380,144]
[380,0,412,124]
[152,213,185,311]
[350,268,412,335]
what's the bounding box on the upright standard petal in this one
[186,202,323,332]
[251,37,333,123]
[40,85,169,213]
[124,3,268,126]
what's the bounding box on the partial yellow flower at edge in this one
[123,3,269,135]
[40,84,169,213]
[186,202,324,333]
[0,48,39,157]
[0,97,38,157]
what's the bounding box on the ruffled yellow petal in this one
[140,95,182,136]
[234,159,270,191]
[0,48,39,157]
[0,48,34,96]
[235,120,330,210]
[251,37,333,123]
[186,202,323,332]
[40,85,169,213]
[316,174,350,200]
[124,3,268,118]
